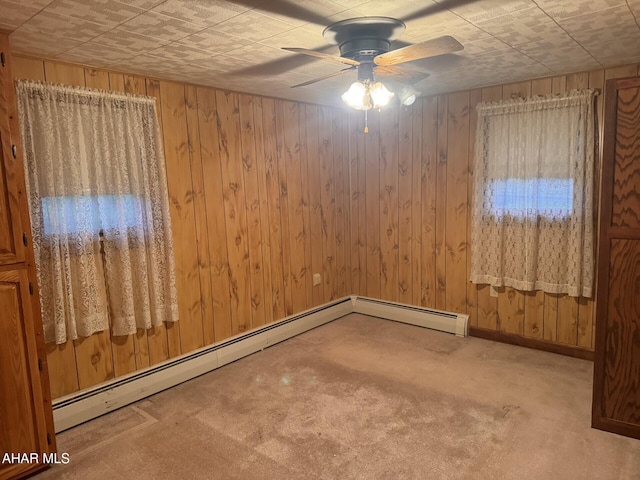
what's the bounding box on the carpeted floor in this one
[37,314,640,479]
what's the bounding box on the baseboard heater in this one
[352,296,468,337]
[53,295,467,433]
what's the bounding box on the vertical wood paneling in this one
[421,97,437,308]
[333,111,347,298]
[435,95,448,310]
[379,107,399,302]
[299,105,313,307]
[197,86,232,341]
[216,90,251,334]
[274,100,293,315]
[160,81,203,355]
[319,106,337,301]
[283,101,306,313]
[184,85,214,345]
[253,97,274,322]
[398,104,413,304]
[356,114,367,297]
[411,103,423,306]
[306,105,324,306]
[365,112,381,298]
[445,91,469,315]
[239,94,266,327]
[261,98,286,320]
[349,112,362,294]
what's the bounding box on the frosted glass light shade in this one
[369,82,394,108]
[342,81,370,110]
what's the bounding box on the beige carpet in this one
[37,314,640,479]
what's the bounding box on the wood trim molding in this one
[469,326,595,361]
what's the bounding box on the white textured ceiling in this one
[1,0,640,106]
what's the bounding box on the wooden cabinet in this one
[592,76,640,440]
[0,33,55,479]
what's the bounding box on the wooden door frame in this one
[591,75,640,440]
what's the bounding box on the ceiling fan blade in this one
[283,48,360,66]
[374,65,430,85]
[291,67,356,88]
[230,45,337,75]
[402,0,480,22]
[229,0,327,25]
[374,36,463,67]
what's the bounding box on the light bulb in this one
[369,82,394,108]
[400,87,418,106]
[342,81,370,110]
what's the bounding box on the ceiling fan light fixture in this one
[369,81,394,108]
[342,81,370,110]
[399,86,418,106]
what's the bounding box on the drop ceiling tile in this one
[556,4,640,45]
[8,28,82,56]
[177,28,252,54]
[474,6,569,47]
[516,36,601,72]
[251,0,347,28]
[0,1,41,30]
[259,26,330,50]
[351,0,434,19]
[151,0,247,27]
[536,0,624,19]
[211,10,296,42]
[587,38,640,67]
[222,42,293,64]
[91,27,168,54]
[446,0,532,24]
[118,11,202,42]
[146,41,223,63]
[55,41,135,66]
[122,0,164,8]
[403,11,490,44]
[45,0,143,27]
[16,10,111,41]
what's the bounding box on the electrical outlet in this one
[490,285,499,297]
[313,273,321,286]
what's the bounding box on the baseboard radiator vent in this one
[352,296,468,338]
[53,295,466,433]
[52,297,353,433]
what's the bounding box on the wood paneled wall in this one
[12,52,640,400]
[11,56,350,399]
[348,62,640,352]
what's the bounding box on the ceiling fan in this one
[282,16,463,110]
[226,0,475,113]
[283,17,463,90]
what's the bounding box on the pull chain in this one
[364,109,369,134]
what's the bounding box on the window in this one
[17,80,179,345]
[485,178,574,220]
[471,89,595,298]
[41,194,144,236]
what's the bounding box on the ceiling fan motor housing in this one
[323,17,406,63]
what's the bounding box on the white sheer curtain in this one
[17,80,179,344]
[471,89,595,298]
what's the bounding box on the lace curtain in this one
[470,89,595,298]
[17,80,179,344]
